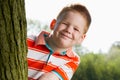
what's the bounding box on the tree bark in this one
[0,0,27,80]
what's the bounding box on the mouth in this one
[60,32,72,40]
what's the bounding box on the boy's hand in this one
[38,72,59,80]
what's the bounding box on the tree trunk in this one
[0,0,27,80]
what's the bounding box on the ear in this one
[77,34,86,44]
[50,19,56,30]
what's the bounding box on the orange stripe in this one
[72,56,80,62]
[42,63,56,72]
[66,62,78,72]
[27,39,50,53]
[28,59,45,70]
[28,59,56,72]
[55,68,68,80]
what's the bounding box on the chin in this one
[59,44,71,48]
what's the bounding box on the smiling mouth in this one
[60,32,72,39]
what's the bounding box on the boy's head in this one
[49,3,91,50]
[56,3,91,34]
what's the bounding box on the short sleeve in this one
[53,60,80,80]
[52,70,63,80]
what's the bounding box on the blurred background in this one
[25,0,120,80]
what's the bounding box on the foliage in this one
[72,41,120,80]
[27,19,51,36]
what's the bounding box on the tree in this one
[0,0,27,80]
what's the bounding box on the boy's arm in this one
[38,72,59,80]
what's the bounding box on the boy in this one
[27,3,91,80]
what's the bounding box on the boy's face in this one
[52,11,87,49]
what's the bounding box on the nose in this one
[65,25,73,34]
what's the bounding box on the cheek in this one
[72,36,76,42]
[53,27,61,36]
[74,33,81,39]
[74,34,82,43]
[75,36,81,41]
[54,25,62,31]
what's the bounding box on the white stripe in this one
[28,49,69,66]
[49,55,69,66]
[27,49,49,61]
[28,69,45,79]
[60,65,73,80]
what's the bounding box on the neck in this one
[45,36,67,52]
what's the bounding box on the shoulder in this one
[27,35,37,48]
[66,49,80,64]
[72,51,80,63]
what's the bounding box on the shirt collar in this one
[66,48,76,57]
[35,31,50,45]
[35,31,75,58]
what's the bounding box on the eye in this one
[62,22,68,25]
[74,28,79,32]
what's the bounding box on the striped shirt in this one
[27,31,80,80]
